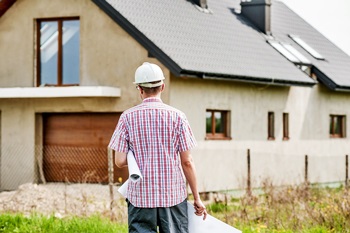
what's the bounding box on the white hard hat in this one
[134,62,165,88]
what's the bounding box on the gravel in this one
[0,183,127,221]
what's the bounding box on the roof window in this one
[268,40,311,65]
[289,35,324,60]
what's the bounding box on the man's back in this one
[109,97,196,208]
[109,62,207,232]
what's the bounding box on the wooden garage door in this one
[43,113,128,184]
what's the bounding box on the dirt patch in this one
[0,183,127,221]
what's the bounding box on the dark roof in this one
[0,0,16,17]
[93,0,316,87]
[271,1,350,91]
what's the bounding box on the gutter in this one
[313,67,350,92]
[180,70,316,87]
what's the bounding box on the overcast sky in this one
[279,0,350,56]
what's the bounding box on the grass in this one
[0,214,127,233]
[1,183,349,232]
[207,182,350,233]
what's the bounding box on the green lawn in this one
[1,184,349,233]
[0,214,127,233]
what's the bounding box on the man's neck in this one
[142,93,161,100]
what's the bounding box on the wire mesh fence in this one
[0,145,128,221]
[0,144,348,220]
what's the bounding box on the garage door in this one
[43,113,128,184]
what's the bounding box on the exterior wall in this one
[0,0,170,105]
[0,0,170,190]
[0,0,349,192]
[169,77,350,192]
[1,101,36,189]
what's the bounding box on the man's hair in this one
[139,81,163,95]
[140,84,162,95]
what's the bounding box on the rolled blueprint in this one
[187,202,242,233]
[118,150,142,197]
[126,150,143,182]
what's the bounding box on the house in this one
[0,0,349,192]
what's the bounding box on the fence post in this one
[107,148,114,220]
[246,149,251,196]
[346,155,349,189]
[35,145,46,184]
[304,155,308,185]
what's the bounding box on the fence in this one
[245,149,349,196]
[0,145,348,220]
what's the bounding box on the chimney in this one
[241,0,271,34]
[193,0,207,9]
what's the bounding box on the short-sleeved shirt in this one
[108,97,197,208]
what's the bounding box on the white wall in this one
[1,0,349,192]
[170,77,350,192]
[0,0,171,190]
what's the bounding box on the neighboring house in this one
[0,0,349,192]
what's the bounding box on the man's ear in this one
[161,83,165,92]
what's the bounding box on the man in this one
[109,62,207,233]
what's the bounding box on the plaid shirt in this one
[108,97,197,208]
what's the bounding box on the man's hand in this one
[194,199,207,220]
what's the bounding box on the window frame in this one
[330,115,346,138]
[205,109,231,140]
[283,112,289,140]
[36,17,80,87]
[268,111,275,140]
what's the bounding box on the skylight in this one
[283,44,311,64]
[289,35,324,60]
[268,40,311,65]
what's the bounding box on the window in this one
[36,18,80,87]
[267,40,311,65]
[268,112,275,140]
[289,34,324,60]
[330,115,346,138]
[283,113,289,140]
[206,110,230,139]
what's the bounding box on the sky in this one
[279,0,350,56]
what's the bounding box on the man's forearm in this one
[180,151,200,200]
[180,150,208,220]
[183,162,200,200]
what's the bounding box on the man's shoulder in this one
[159,103,187,117]
[122,102,187,119]
[121,103,146,115]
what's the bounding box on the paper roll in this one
[118,150,142,197]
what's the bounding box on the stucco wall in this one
[169,77,350,192]
[0,0,170,106]
[0,0,170,190]
[0,0,349,192]
[1,101,36,189]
